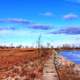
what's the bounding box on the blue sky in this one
[0,0,80,47]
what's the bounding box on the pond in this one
[59,50,80,64]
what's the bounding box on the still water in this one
[59,50,80,64]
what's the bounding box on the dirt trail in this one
[42,50,59,80]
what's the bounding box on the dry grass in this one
[0,48,51,80]
[56,56,80,80]
[0,47,80,80]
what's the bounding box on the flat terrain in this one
[0,48,38,68]
[0,48,52,80]
[0,48,80,80]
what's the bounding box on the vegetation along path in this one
[42,50,59,80]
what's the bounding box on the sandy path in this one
[42,51,59,80]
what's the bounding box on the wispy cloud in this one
[0,26,16,31]
[0,18,31,24]
[49,27,80,35]
[40,12,53,16]
[0,18,53,31]
[63,13,78,20]
[30,24,53,30]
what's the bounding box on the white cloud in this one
[0,18,31,24]
[63,13,78,20]
[40,12,53,16]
